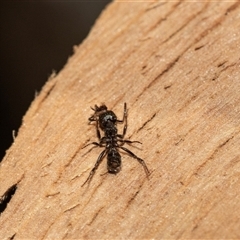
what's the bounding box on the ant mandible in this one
[81,103,150,186]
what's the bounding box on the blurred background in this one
[0,1,111,161]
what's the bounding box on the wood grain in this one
[1,1,240,239]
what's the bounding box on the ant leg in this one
[88,119,102,141]
[95,120,101,141]
[119,146,150,177]
[82,142,100,149]
[81,149,108,187]
[117,102,128,138]
[122,102,128,137]
[83,136,107,148]
[117,139,142,146]
[81,142,101,157]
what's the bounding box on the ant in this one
[81,103,150,186]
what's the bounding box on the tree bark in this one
[1,1,240,239]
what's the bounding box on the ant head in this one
[88,104,108,122]
[91,104,107,113]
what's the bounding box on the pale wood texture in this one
[1,1,240,239]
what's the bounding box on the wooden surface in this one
[1,1,240,239]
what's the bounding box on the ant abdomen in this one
[107,148,121,174]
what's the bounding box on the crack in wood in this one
[41,82,56,103]
[164,84,172,90]
[146,2,166,12]
[225,1,240,15]
[87,206,104,225]
[212,62,238,81]
[64,203,81,213]
[45,192,60,198]
[137,113,156,133]
[125,183,143,209]
[194,44,205,51]
[9,233,16,240]
[0,175,24,214]
[0,184,17,214]
[145,1,181,34]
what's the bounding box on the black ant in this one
[81,103,150,186]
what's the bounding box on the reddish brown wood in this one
[1,1,240,239]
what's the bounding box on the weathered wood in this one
[1,1,240,239]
